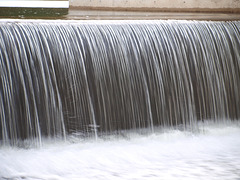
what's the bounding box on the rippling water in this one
[0,121,240,180]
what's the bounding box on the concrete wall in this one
[69,0,240,13]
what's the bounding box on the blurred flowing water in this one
[0,121,240,179]
[0,20,240,179]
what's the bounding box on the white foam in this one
[0,122,240,180]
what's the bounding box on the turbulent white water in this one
[0,121,240,180]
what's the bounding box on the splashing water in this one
[0,121,240,180]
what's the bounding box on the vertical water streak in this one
[0,20,239,145]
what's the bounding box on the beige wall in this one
[69,0,240,12]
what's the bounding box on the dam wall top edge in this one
[69,0,240,13]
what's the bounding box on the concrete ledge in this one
[70,6,240,13]
[69,0,240,13]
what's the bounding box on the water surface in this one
[1,121,240,180]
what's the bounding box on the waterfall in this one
[0,20,239,146]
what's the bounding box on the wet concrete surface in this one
[64,9,240,21]
[1,8,240,21]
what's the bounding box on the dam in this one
[0,1,240,179]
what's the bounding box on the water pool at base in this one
[0,121,240,180]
